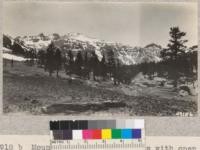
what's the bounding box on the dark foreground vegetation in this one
[3,61,197,116]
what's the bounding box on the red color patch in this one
[92,129,102,139]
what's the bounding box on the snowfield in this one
[3,53,26,62]
[24,39,51,51]
[3,46,26,61]
[69,33,100,43]
[68,33,103,60]
[3,47,12,53]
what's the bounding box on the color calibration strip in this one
[51,128,141,140]
[50,119,144,140]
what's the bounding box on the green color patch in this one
[112,129,121,139]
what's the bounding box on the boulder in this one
[179,85,192,96]
[179,89,189,97]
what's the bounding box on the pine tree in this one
[37,50,46,67]
[161,27,187,60]
[45,42,56,76]
[190,45,198,71]
[75,51,83,77]
[100,54,107,80]
[84,52,88,66]
[68,50,74,66]
[161,27,188,87]
[90,51,99,81]
[107,48,116,78]
[55,48,62,77]
[83,51,90,79]
[65,50,74,82]
[115,59,121,85]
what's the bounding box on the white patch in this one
[3,47,12,52]
[24,39,51,51]
[72,130,83,139]
[134,119,144,129]
[3,53,26,61]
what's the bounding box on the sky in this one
[3,2,198,48]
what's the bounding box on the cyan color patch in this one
[121,129,132,139]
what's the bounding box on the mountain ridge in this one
[4,33,163,65]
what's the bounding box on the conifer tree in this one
[75,51,83,77]
[100,54,107,80]
[37,50,46,67]
[161,27,187,60]
[45,42,56,76]
[65,50,74,80]
[107,48,115,78]
[161,27,188,87]
[83,51,90,79]
[55,48,62,77]
[90,51,99,81]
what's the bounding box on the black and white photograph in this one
[2,2,198,116]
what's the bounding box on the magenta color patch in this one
[83,130,92,139]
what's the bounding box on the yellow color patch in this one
[101,129,111,139]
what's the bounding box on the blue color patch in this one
[132,129,141,139]
[121,129,132,139]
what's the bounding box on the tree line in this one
[132,27,197,87]
[3,27,198,87]
[37,43,127,85]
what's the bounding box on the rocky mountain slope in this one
[4,33,163,65]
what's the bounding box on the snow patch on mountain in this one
[3,53,26,61]
[68,33,100,43]
[23,39,51,51]
[5,33,163,65]
[3,47,26,61]
[3,47,12,53]
[63,33,104,60]
[118,53,136,65]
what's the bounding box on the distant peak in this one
[145,43,162,49]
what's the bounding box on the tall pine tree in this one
[161,27,188,87]
[55,48,62,77]
[75,51,83,77]
[65,50,74,80]
[161,27,187,60]
[100,54,107,80]
[45,42,56,76]
[90,51,99,81]
[83,51,90,79]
